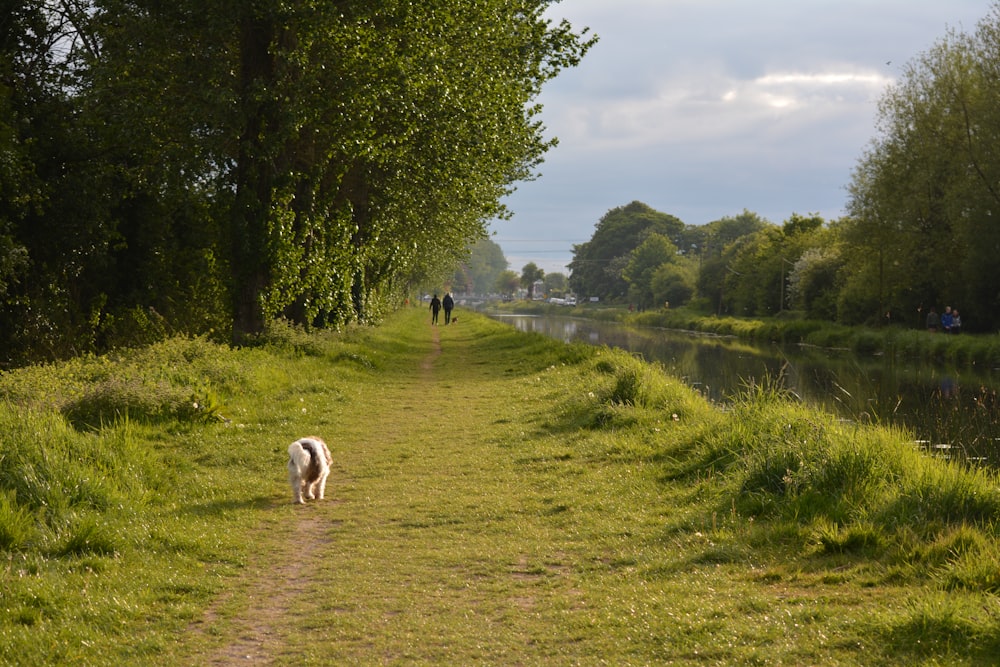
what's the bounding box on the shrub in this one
[780,319,824,344]
[61,376,207,429]
[851,329,882,355]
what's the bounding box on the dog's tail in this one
[288,440,313,470]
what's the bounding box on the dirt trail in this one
[193,324,443,665]
[196,516,327,665]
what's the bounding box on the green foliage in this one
[57,514,120,558]
[542,271,569,296]
[494,269,521,296]
[453,238,509,295]
[519,262,545,299]
[650,262,695,308]
[614,305,1000,371]
[0,0,597,357]
[843,10,1000,331]
[622,233,677,309]
[585,348,710,432]
[0,336,246,431]
[568,201,685,301]
[61,376,214,431]
[880,593,1000,662]
[787,245,843,319]
[814,520,886,555]
[256,317,343,359]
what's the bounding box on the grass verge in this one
[1,308,999,664]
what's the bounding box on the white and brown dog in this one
[287,436,332,504]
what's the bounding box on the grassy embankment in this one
[2,308,1000,665]
[492,300,1000,368]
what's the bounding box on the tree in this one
[520,262,544,300]
[843,5,1000,330]
[788,246,843,320]
[495,270,520,297]
[694,212,831,318]
[693,211,769,314]
[622,233,676,309]
[651,263,695,308]
[53,0,596,346]
[0,0,597,360]
[0,0,134,361]
[543,272,568,296]
[455,238,508,295]
[568,201,684,301]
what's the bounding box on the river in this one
[491,313,1000,465]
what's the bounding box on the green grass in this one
[1,308,1000,664]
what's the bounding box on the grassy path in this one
[193,310,644,664]
[177,309,922,665]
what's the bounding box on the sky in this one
[488,0,993,275]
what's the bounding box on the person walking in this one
[429,294,441,325]
[443,293,455,324]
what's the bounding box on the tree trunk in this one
[231,11,276,343]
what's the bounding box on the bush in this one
[851,329,881,355]
[61,376,208,429]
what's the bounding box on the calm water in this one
[492,314,1000,464]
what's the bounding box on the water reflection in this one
[493,314,1000,464]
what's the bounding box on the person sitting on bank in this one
[926,307,939,332]
[941,306,954,334]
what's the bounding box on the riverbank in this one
[488,300,1000,368]
[1,309,999,664]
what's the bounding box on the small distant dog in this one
[287,436,332,504]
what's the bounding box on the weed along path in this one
[174,308,1000,666]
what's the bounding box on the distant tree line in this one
[569,196,991,331]
[569,5,1000,333]
[445,238,567,301]
[0,1,595,365]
